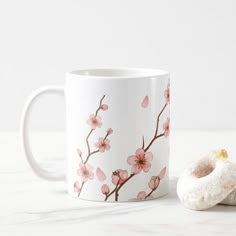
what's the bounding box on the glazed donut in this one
[177,150,236,210]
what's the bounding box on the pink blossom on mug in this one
[95,137,110,153]
[77,148,82,157]
[107,128,113,135]
[87,114,102,129]
[135,191,153,200]
[77,163,94,182]
[101,104,108,111]
[74,181,81,193]
[96,167,106,182]
[148,176,160,190]
[127,148,153,174]
[101,184,110,195]
[158,166,167,180]
[164,83,170,104]
[163,117,170,137]
[112,169,128,185]
[141,96,149,108]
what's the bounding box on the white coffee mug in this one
[21,68,170,202]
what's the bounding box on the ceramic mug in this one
[21,68,170,202]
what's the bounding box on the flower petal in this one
[96,168,106,182]
[137,191,147,200]
[101,184,110,194]
[132,164,142,174]
[143,162,151,173]
[105,144,110,150]
[119,170,128,180]
[127,155,136,165]
[135,148,145,157]
[145,152,153,161]
[159,167,167,180]
[141,96,149,108]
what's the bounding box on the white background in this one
[1,0,236,131]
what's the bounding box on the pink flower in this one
[136,191,153,200]
[107,128,113,135]
[127,148,153,174]
[77,148,82,157]
[137,191,147,200]
[141,96,149,108]
[159,166,166,180]
[87,114,102,129]
[74,181,81,193]
[101,104,108,110]
[163,117,170,137]
[148,176,160,190]
[96,167,106,182]
[77,163,94,182]
[112,169,128,185]
[164,83,170,104]
[101,184,110,195]
[95,137,110,153]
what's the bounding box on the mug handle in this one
[21,86,65,181]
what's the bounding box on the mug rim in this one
[66,67,169,80]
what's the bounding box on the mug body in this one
[65,68,170,202]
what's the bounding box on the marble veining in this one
[0,132,236,236]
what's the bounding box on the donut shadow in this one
[207,204,236,212]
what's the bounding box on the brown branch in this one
[104,173,135,201]
[144,132,165,152]
[145,177,160,199]
[144,103,167,152]
[104,179,121,201]
[114,174,135,201]
[78,182,85,198]
[84,150,99,164]
[154,103,167,137]
[95,95,105,116]
[84,131,109,164]
[104,101,167,201]
[85,129,94,161]
[142,136,145,149]
[78,95,107,198]
[83,95,106,164]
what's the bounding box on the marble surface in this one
[1,131,236,235]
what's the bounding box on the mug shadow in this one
[12,178,179,225]
[13,178,235,225]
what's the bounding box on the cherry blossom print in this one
[74,89,170,201]
[163,117,170,137]
[127,148,153,174]
[101,184,110,195]
[137,191,147,200]
[77,148,82,157]
[158,166,167,180]
[107,128,113,135]
[148,176,160,190]
[95,137,110,153]
[74,95,114,197]
[106,93,169,201]
[87,114,102,129]
[132,191,153,200]
[77,163,94,182]
[141,96,149,108]
[96,167,106,182]
[164,83,170,104]
[112,169,128,185]
[101,104,108,110]
[74,181,81,193]
[132,166,167,200]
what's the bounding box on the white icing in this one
[177,151,236,210]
